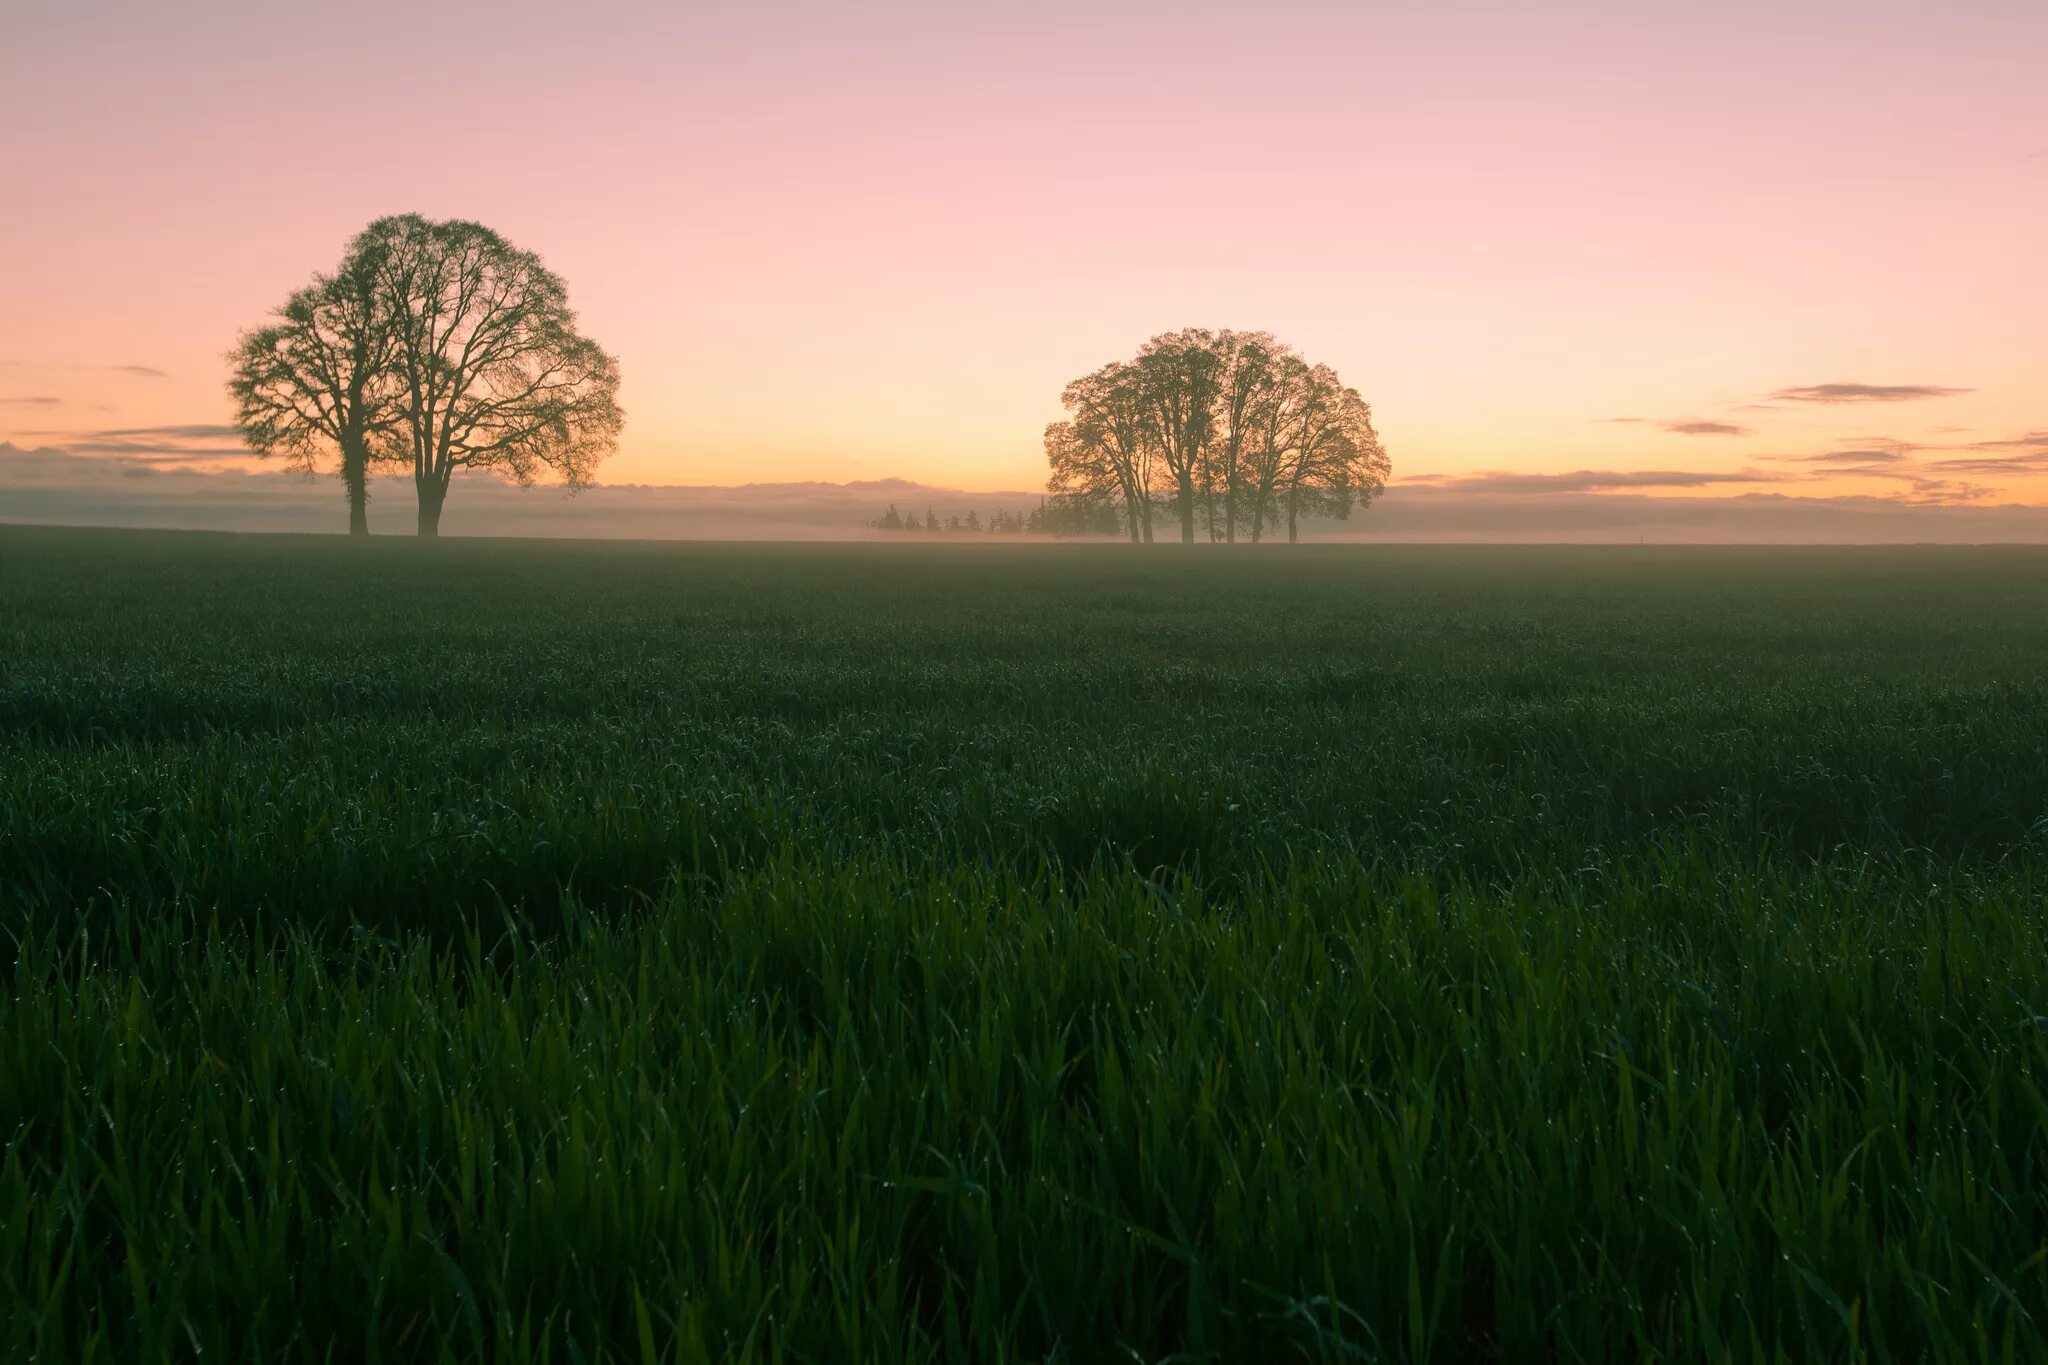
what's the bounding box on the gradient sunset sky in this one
[3,0,2044,510]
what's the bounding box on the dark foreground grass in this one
[4,526,2048,1362]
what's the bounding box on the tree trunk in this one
[417,476,447,538]
[1124,490,1143,544]
[1177,477,1196,543]
[1250,481,1274,543]
[1286,487,1302,543]
[340,433,370,538]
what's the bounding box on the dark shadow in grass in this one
[0,813,776,963]
[1029,776,1239,898]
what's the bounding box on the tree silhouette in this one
[357,215,622,537]
[1046,361,1156,543]
[226,245,399,536]
[1046,329,1388,544]
[1209,331,1287,543]
[1271,362,1387,542]
[229,215,622,537]
[1134,330,1221,543]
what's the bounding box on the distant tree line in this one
[228,215,622,537]
[871,496,1123,536]
[1047,329,1388,543]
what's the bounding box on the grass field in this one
[5,525,2048,1362]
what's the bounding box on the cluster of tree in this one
[1046,329,1388,543]
[872,495,1123,536]
[228,215,622,537]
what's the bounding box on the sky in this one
[2,0,2045,536]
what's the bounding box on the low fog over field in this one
[8,442,2048,543]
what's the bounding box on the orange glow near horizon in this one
[3,1,2045,515]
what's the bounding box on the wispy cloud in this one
[1822,463,1920,480]
[1961,430,2048,452]
[64,440,256,459]
[1927,453,2048,477]
[15,423,253,462]
[86,423,243,441]
[1770,383,1973,404]
[0,396,61,406]
[1598,417,1751,436]
[72,447,263,462]
[0,361,169,378]
[1420,427,2048,510]
[1774,448,1915,466]
[1754,430,2048,499]
[1403,468,1778,495]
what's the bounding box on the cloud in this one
[1927,453,2048,477]
[1769,383,1973,404]
[13,422,254,463]
[64,439,257,459]
[1770,445,1915,466]
[1598,418,1751,436]
[71,447,264,462]
[1819,463,1918,480]
[88,423,243,440]
[0,396,61,406]
[1962,430,2048,452]
[1755,430,2048,488]
[0,361,169,378]
[1402,468,1778,495]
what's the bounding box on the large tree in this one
[226,244,399,536]
[356,214,622,537]
[1132,330,1221,544]
[1046,361,1157,544]
[1273,364,1387,542]
[1045,330,1389,544]
[1239,352,1310,543]
[1207,331,1289,544]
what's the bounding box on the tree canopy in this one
[227,215,622,537]
[226,246,400,537]
[1046,330,1388,543]
[364,215,622,537]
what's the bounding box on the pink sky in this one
[3,0,2045,519]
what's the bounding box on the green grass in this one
[4,525,2048,1362]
